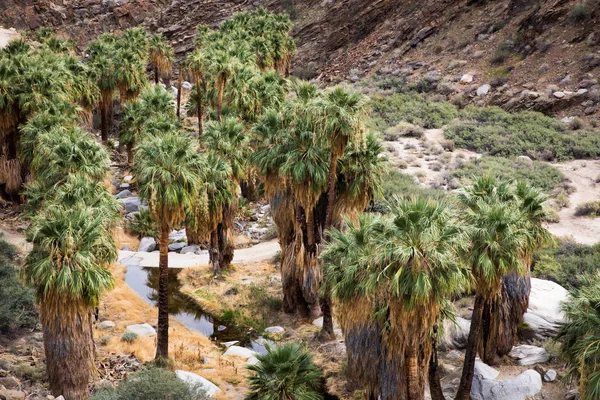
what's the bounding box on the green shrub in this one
[121,332,138,343]
[0,237,37,337]
[570,2,592,22]
[533,240,600,289]
[445,106,600,161]
[246,343,323,400]
[384,122,424,140]
[90,366,209,400]
[575,201,600,217]
[370,93,458,130]
[126,208,158,238]
[450,156,565,195]
[555,193,570,209]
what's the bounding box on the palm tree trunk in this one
[305,206,316,254]
[127,140,134,165]
[318,295,335,340]
[210,229,220,276]
[41,294,95,400]
[155,224,170,361]
[216,80,225,121]
[100,106,108,144]
[218,200,236,269]
[406,345,423,400]
[196,78,203,137]
[154,65,159,85]
[428,329,445,400]
[456,294,485,400]
[176,66,183,119]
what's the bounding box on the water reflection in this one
[125,264,267,353]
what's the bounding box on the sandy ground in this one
[0,27,19,49]
[547,159,600,245]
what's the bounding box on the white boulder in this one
[509,345,549,366]
[544,369,557,382]
[477,84,491,96]
[223,345,255,359]
[460,74,474,84]
[522,278,568,340]
[97,320,116,329]
[474,359,499,380]
[441,317,470,350]
[471,369,542,400]
[264,326,285,334]
[126,323,156,337]
[175,370,221,398]
[138,237,156,252]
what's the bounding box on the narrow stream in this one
[124,264,268,353]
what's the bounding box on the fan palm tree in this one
[245,343,324,400]
[210,50,238,119]
[149,34,174,85]
[134,131,203,361]
[187,49,209,136]
[87,36,118,143]
[455,178,530,400]
[24,204,117,400]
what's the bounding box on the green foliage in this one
[370,93,458,130]
[384,122,424,141]
[575,201,600,217]
[445,106,600,161]
[245,343,324,400]
[0,237,37,336]
[570,2,592,22]
[557,277,600,400]
[90,367,209,400]
[126,208,158,239]
[451,156,565,195]
[121,332,138,344]
[533,240,600,289]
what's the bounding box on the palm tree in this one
[187,49,209,137]
[24,204,117,400]
[245,343,323,400]
[323,196,467,400]
[87,36,118,143]
[455,177,529,400]
[134,131,202,361]
[149,34,174,85]
[210,50,238,119]
[557,276,600,400]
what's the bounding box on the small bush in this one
[126,208,158,239]
[370,93,458,130]
[543,208,560,223]
[396,159,408,169]
[384,122,425,140]
[575,201,600,217]
[121,332,138,344]
[569,117,585,131]
[90,366,209,400]
[570,2,592,22]
[555,193,571,209]
[429,162,443,172]
[440,139,455,151]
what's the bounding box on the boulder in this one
[123,175,133,183]
[516,155,533,164]
[169,229,187,242]
[474,360,499,380]
[522,278,568,340]
[97,320,116,330]
[222,341,239,348]
[264,326,285,333]
[477,84,491,96]
[460,74,474,84]
[553,91,565,99]
[175,370,221,398]
[246,356,260,365]
[138,237,156,252]
[509,345,549,366]
[0,389,25,400]
[441,317,470,350]
[544,369,557,382]
[119,197,140,212]
[0,377,19,389]
[126,323,156,337]
[182,81,192,90]
[116,189,132,199]
[312,317,339,328]
[471,369,542,400]
[168,242,186,252]
[223,345,255,359]
[180,245,202,255]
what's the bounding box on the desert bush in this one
[555,193,571,209]
[440,139,455,151]
[450,156,565,195]
[384,122,425,140]
[0,237,37,337]
[569,117,585,131]
[570,2,592,22]
[445,106,600,160]
[90,367,209,400]
[121,332,138,344]
[574,201,600,217]
[126,208,158,238]
[370,93,458,130]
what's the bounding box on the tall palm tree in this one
[187,49,209,137]
[246,343,323,400]
[210,50,238,119]
[134,131,202,361]
[87,36,118,143]
[322,197,467,400]
[149,34,174,85]
[24,204,117,400]
[455,178,529,400]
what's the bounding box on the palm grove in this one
[0,8,597,400]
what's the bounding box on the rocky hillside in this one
[2,0,600,119]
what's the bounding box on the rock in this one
[260,204,271,213]
[182,81,192,90]
[138,237,156,252]
[446,350,464,360]
[553,91,565,99]
[119,197,140,212]
[565,389,579,400]
[476,84,491,96]
[509,345,549,366]
[119,183,130,189]
[460,74,473,84]
[246,356,260,365]
[264,326,285,333]
[180,245,203,255]
[516,155,533,164]
[223,345,255,359]
[175,370,221,398]
[0,390,25,400]
[474,360,499,380]
[441,317,470,350]
[168,242,186,251]
[472,50,484,58]
[560,74,572,85]
[126,323,156,337]
[538,63,550,73]
[222,341,239,348]
[312,317,339,328]
[123,175,133,183]
[471,370,542,400]
[522,278,569,340]
[561,116,575,123]
[0,377,18,390]
[97,320,116,329]
[576,88,589,96]
[116,189,132,199]
[169,229,187,242]
[544,369,557,382]
[55,397,65,400]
